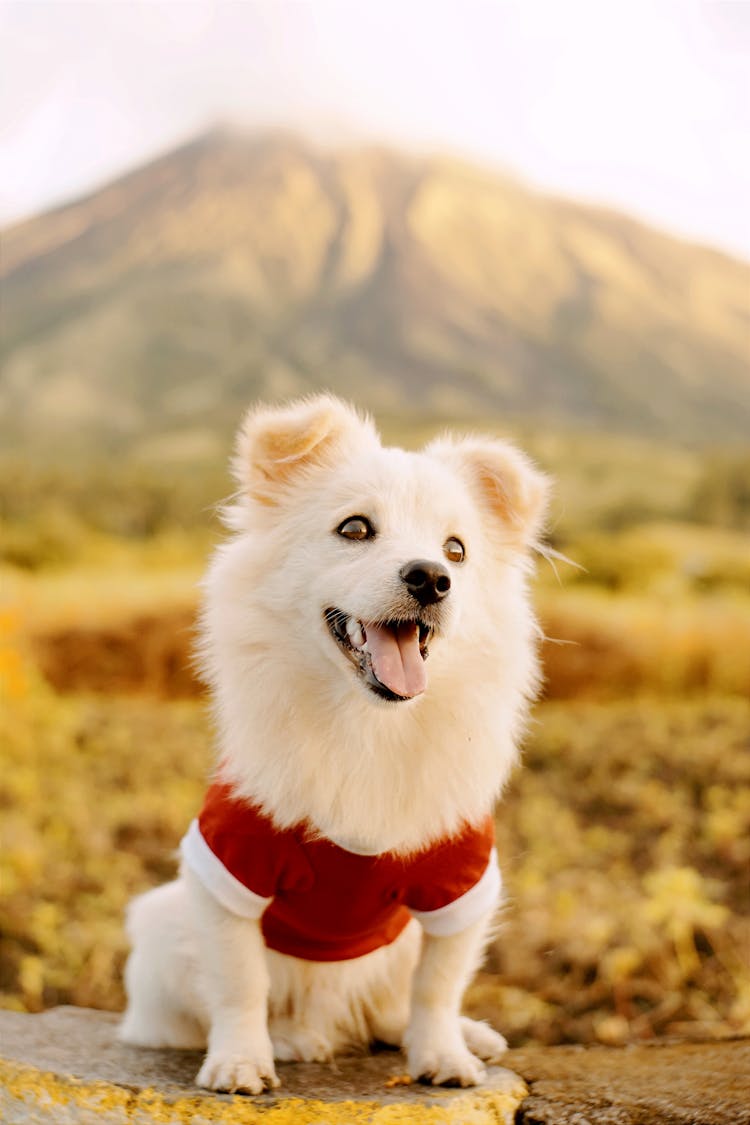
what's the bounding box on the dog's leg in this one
[184,867,280,1094]
[119,881,207,1049]
[404,911,494,1087]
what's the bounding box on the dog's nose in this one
[399,559,451,606]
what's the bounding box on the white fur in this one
[120,395,547,1091]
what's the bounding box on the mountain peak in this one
[2,130,748,453]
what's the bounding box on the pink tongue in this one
[365,622,427,699]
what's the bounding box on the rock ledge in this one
[1,1007,749,1125]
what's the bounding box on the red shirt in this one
[181,782,501,962]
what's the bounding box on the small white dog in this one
[120,395,548,1092]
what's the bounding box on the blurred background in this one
[1,0,748,1047]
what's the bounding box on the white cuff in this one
[410,849,502,937]
[180,819,273,919]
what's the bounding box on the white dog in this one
[120,395,548,1092]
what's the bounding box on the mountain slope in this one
[2,128,748,454]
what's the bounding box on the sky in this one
[1,0,749,260]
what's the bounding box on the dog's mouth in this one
[325,609,433,702]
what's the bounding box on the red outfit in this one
[181,781,501,962]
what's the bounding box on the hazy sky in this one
[2,0,749,259]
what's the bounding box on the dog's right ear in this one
[233,395,375,505]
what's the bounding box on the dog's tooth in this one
[346,617,365,649]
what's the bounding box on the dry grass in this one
[468,697,750,1045]
[1,673,747,1047]
[540,592,750,700]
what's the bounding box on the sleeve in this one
[180,782,301,919]
[405,816,502,938]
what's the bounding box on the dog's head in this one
[222,394,549,707]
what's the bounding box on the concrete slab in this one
[509,1038,750,1125]
[0,1007,526,1123]
[1,1007,749,1125]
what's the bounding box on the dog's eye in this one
[444,536,465,563]
[337,516,375,541]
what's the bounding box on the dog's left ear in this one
[429,436,550,548]
[234,395,376,505]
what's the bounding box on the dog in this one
[120,394,549,1092]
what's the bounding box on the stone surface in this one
[1,1007,749,1125]
[510,1039,750,1125]
[0,1007,526,1123]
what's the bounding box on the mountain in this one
[2,127,748,457]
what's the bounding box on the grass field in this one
[1,444,749,1048]
[2,671,748,1046]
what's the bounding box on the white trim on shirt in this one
[409,849,502,937]
[180,819,272,919]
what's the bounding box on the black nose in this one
[399,559,451,606]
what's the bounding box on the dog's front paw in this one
[197,1051,280,1095]
[408,1040,486,1087]
[461,1016,508,1063]
[405,1017,486,1087]
[271,1021,333,1063]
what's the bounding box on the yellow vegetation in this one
[1,474,748,1049]
[2,669,747,1046]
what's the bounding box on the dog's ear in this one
[234,395,375,505]
[429,436,550,547]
